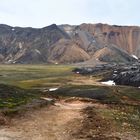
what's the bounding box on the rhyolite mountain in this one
[0,23,139,64]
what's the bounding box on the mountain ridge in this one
[0,23,139,64]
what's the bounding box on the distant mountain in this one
[0,23,139,64]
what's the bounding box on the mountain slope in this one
[47,39,90,63]
[0,23,139,64]
[0,24,70,64]
[93,44,135,63]
[79,23,140,57]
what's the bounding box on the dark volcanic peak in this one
[0,24,13,34]
[0,23,139,64]
[0,24,12,28]
[43,24,58,30]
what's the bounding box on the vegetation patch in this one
[0,84,38,109]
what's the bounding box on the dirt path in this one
[0,99,139,140]
[0,100,92,140]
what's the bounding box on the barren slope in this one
[0,23,139,64]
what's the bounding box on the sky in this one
[0,0,140,28]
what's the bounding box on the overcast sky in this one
[0,0,140,27]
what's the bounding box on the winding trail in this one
[0,100,93,140]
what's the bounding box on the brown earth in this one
[0,99,139,140]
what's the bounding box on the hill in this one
[0,23,139,64]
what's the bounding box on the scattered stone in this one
[49,88,58,92]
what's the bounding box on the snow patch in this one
[101,80,116,86]
[132,55,138,60]
[92,40,96,43]
[8,60,12,62]
[41,97,54,102]
[42,89,48,92]
[49,88,58,92]
[35,49,41,55]
[12,28,15,31]
[66,30,72,34]
[13,61,16,64]
[19,42,23,49]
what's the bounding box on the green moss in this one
[0,84,38,109]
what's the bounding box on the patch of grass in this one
[0,84,38,109]
[92,70,113,81]
[0,64,74,89]
[97,104,140,135]
[51,84,140,105]
[117,86,140,100]
[51,85,121,103]
[17,76,74,89]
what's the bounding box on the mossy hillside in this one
[0,84,38,109]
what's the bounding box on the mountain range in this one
[0,23,139,64]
